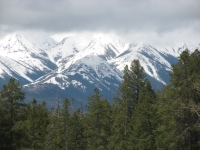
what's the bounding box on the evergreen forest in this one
[0,49,200,150]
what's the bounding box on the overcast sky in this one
[0,0,200,47]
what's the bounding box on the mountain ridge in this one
[0,32,199,107]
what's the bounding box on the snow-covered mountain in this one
[47,33,128,66]
[24,55,122,106]
[0,33,57,84]
[0,32,199,107]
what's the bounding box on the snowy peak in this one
[24,54,122,104]
[48,33,129,65]
[1,33,26,42]
[29,35,57,51]
[63,55,122,80]
[0,32,199,107]
[0,33,31,53]
[0,33,42,59]
[110,43,173,85]
[158,42,200,57]
[0,33,57,83]
[0,33,57,57]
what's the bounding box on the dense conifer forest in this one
[0,49,200,150]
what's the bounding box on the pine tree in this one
[156,85,180,149]
[129,81,158,149]
[0,78,25,149]
[46,98,70,150]
[62,98,70,150]
[21,99,49,149]
[109,60,147,149]
[0,97,9,149]
[68,109,86,150]
[157,50,200,149]
[85,88,112,149]
[45,107,62,150]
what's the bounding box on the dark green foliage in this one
[45,98,70,150]
[21,99,49,149]
[45,107,64,150]
[157,49,200,149]
[0,78,25,150]
[68,109,86,150]
[0,97,10,150]
[85,88,112,149]
[129,81,157,149]
[120,60,147,115]
[156,85,181,149]
[109,60,148,149]
[62,98,70,150]
[0,50,199,150]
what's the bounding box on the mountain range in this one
[0,33,199,108]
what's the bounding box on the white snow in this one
[47,33,129,65]
[0,32,199,88]
[0,33,57,82]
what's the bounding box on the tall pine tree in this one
[0,78,25,150]
[46,98,70,150]
[109,60,147,149]
[68,108,86,150]
[21,99,49,149]
[85,88,112,149]
[157,50,200,149]
[129,81,158,149]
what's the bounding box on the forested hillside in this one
[0,49,200,150]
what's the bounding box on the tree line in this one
[0,49,200,150]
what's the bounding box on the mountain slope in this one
[47,34,128,65]
[110,43,175,86]
[0,32,199,108]
[0,33,57,84]
[24,55,122,107]
[48,33,193,87]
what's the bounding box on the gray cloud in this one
[0,0,200,47]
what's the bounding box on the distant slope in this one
[0,32,199,107]
[0,33,57,85]
[24,55,122,108]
